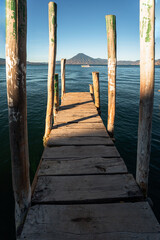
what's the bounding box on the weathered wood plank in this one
[61,97,92,102]
[42,146,120,159]
[38,157,128,176]
[58,109,98,114]
[32,174,142,204]
[47,136,113,146]
[20,202,160,240]
[56,112,99,118]
[53,122,106,129]
[59,104,96,111]
[50,128,109,137]
[54,114,103,123]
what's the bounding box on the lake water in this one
[0,64,160,239]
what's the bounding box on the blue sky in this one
[0,0,160,61]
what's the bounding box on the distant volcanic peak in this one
[66,53,107,65]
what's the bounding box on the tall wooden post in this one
[136,0,155,196]
[54,73,59,116]
[92,72,100,114]
[105,15,116,138]
[6,0,31,235]
[61,58,66,100]
[89,84,94,99]
[44,2,57,143]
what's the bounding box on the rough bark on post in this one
[44,2,57,144]
[6,0,31,235]
[54,74,59,116]
[61,58,66,100]
[89,84,94,99]
[92,72,100,114]
[136,0,155,196]
[105,15,116,138]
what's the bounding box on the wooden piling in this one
[92,72,100,114]
[6,0,31,235]
[89,84,94,99]
[136,0,155,196]
[54,74,59,116]
[61,58,66,100]
[105,15,116,138]
[44,2,57,143]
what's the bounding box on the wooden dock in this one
[19,92,160,239]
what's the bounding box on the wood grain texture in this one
[61,59,66,99]
[47,136,114,146]
[53,122,107,129]
[92,72,100,111]
[50,127,109,137]
[136,0,155,196]
[44,2,57,140]
[32,174,142,204]
[20,92,160,238]
[38,157,128,176]
[6,0,31,233]
[20,202,160,240]
[105,15,117,138]
[42,145,120,159]
[54,114,103,123]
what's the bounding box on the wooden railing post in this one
[92,72,100,114]
[105,15,117,138]
[44,2,57,144]
[136,0,155,196]
[61,58,66,100]
[54,73,59,116]
[89,84,94,99]
[6,0,31,235]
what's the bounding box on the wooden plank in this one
[58,109,98,114]
[59,104,96,111]
[60,102,94,108]
[47,136,114,146]
[50,128,109,137]
[32,174,142,204]
[56,112,99,117]
[20,202,160,240]
[54,115,103,123]
[42,146,120,159]
[38,157,128,176]
[53,122,106,129]
[61,97,92,101]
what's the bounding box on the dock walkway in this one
[20,92,160,239]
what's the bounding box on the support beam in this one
[105,15,117,138]
[89,84,94,99]
[6,0,31,235]
[92,72,100,114]
[136,0,155,196]
[54,74,59,116]
[61,58,66,100]
[44,2,57,144]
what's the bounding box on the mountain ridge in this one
[0,54,160,65]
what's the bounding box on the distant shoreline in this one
[1,63,160,66]
[1,52,160,66]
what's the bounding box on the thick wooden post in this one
[105,15,116,138]
[6,0,31,235]
[54,73,59,116]
[61,58,66,100]
[136,0,155,196]
[44,2,57,143]
[92,72,100,114]
[89,84,94,99]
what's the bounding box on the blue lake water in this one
[0,64,160,239]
